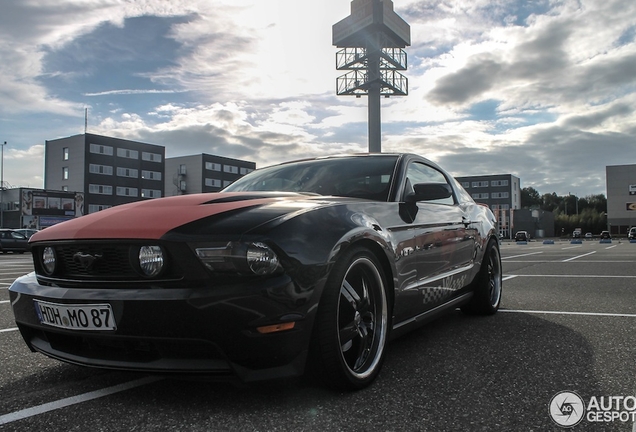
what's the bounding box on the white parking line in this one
[502,275,518,281]
[502,251,544,260]
[562,251,597,262]
[0,300,9,304]
[0,328,18,333]
[500,309,636,318]
[0,376,163,426]
[561,245,583,250]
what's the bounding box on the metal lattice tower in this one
[333,0,410,153]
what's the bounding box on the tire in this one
[311,247,390,390]
[461,238,502,315]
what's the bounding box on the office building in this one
[165,154,255,195]
[606,164,636,235]
[456,174,522,238]
[45,133,165,214]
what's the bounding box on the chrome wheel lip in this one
[336,257,388,380]
[488,246,502,307]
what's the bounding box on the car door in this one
[405,161,477,312]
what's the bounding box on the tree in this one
[521,187,541,209]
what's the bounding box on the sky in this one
[1,0,636,198]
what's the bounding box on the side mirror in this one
[404,183,453,203]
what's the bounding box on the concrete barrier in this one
[515,241,528,245]
[570,239,583,244]
[543,240,555,244]
[599,239,612,244]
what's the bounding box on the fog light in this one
[42,247,56,275]
[138,246,164,277]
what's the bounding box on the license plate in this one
[34,300,117,331]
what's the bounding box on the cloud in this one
[2,0,636,199]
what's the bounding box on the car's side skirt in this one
[402,263,475,292]
[389,292,473,340]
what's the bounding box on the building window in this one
[117,148,139,159]
[205,162,222,171]
[224,165,239,174]
[89,143,114,155]
[471,181,489,188]
[116,187,138,197]
[491,180,509,187]
[472,193,489,199]
[89,184,113,195]
[117,167,138,178]
[223,180,233,187]
[239,167,253,175]
[63,147,69,160]
[88,204,112,213]
[205,178,222,188]
[89,164,113,175]
[62,167,69,180]
[142,152,162,162]
[461,182,470,188]
[141,189,162,198]
[62,186,68,192]
[491,192,509,199]
[179,180,186,191]
[141,170,162,181]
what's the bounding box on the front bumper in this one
[9,272,319,382]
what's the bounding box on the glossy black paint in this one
[9,154,498,382]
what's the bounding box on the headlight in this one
[195,241,280,275]
[138,245,164,277]
[246,242,279,275]
[42,247,56,275]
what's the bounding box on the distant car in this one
[15,229,39,239]
[8,153,502,390]
[628,227,636,240]
[515,231,528,242]
[0,229,29,254]
[572,230,581,238]
[600,231,611,239]
[584,232,593,239]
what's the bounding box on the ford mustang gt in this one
[9,153,502,390]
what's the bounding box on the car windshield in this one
[223,156,399,201]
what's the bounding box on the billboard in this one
[21,189,84,228]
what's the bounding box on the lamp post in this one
[0,141,5,228]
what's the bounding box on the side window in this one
[405,162,455,205]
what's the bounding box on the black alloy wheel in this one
[311,247,389,390]
[462,238,502,315]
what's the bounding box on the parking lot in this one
[1,240,635,431]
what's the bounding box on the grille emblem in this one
[73,252,103,270]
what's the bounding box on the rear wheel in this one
[311,247,389,390]
[462,238,502,315]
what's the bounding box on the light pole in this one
[0,141,5,228]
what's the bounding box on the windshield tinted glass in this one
[224,156,399,201]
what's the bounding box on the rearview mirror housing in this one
[404,183,453,203]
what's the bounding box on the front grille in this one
[32,241,186,284]
[55,244,136,278]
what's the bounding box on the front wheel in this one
[311,247,390,390]
[461,238,502,315]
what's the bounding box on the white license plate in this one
[34,300,117,331]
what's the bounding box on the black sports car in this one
[9,153,502,390]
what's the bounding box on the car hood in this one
[30,192,335,242]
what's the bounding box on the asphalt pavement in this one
[1,240,635,431]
